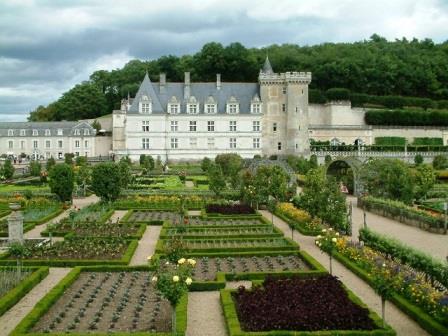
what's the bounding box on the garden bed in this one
[0,237,138,266]
[275,203,322,236]
[160,226,283,239]
[206,204,255,215]
[12,267,188,335]
[221,275,395,335]
[122,210,180,224]
[58,203,114,225]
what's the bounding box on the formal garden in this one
[0,153,447,335]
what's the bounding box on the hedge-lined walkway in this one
[186,291,227,336]
[348,196,448,261]
[129,226,161,266]
[24,194,99,239]
[259,210,429,336]
[0,267,71,336]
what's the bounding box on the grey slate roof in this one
[0,121,94,137]
[261,56,274,74]
[128,73,260,115]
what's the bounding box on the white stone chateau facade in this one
[1,57,448,161]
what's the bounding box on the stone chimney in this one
[216,73,221,90]
[160,73,166,93]
[184,72,190,99]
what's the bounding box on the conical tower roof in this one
[261,56,274,74]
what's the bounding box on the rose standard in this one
[316,228,339,275]
[150,257,196,335]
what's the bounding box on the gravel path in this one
[24,194,99,239]
[108,210,128,223]
[129,225,161,265]
[186,291,227,336]
[185,181,194,189]
[0,267,71,336]
[259,210,429,336]
[348,196,448,261]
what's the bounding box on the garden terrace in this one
[160,226,283,239]
[42,220,146,239]
[0,237,138,266]
[156,237,297,254]
[222,275,394,335]
[12,268,187,335]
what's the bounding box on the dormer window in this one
[84,129,90,136]
[45,129,51,136]
[139,95,152,114]
[205,96,217,114]
[226,96,239,114]
[168,96,180,114]
[187,96,199,114]
[74,129,80,136]
[7,129,13,136]
[32,129,38,136]
[251,103,261,114]
[20,129,26,136]
[57,129,63,136]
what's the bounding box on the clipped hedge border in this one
[41,223,147,240]
[10,266,188,336]
[119,209,176,225]
[330,250,448,336]
[0,266,49,317]
[24,207,65,226]
[220,281,395,336]
[274,210,321,236]
[0,240,139,267]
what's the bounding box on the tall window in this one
[273,122,277,132]
[142,121,150,132]
[142,138,150,149]
[282,87,287,94]
[228,104,238,114]
[20,141,25,149]
[253,138,260,149]
[8,130,13,136]
[8,140,13,149]
[45,140,51,148]
[282,103,286,112]
[205,104,216,114]
[169,104,179,114]
[141,102,151,113]
[207,121,214,132]
[74,129,80,136]
[84,129,90,136]
[45,129,51,136]
[188,104,198,114]
[84,140,89,148]
[207,137,215,149]
[20,129,26,136]
[170,138,178,149]
[189,121,197,132]
[278,142,282,151]
[251,103,261,114]
[229,138,237,149]
[253,121,260,131]
[33,140,38,149]
[170,121,178,132]
[229,121,237,132]
[75,140,80,148]
[32,130,38,136]
[58,140,63,148]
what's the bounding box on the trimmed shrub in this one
[326,88,350,101]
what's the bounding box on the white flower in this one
[317,235,322,239]
[328,228,333,231]
[147,255,152,261]
[165,261,170,265]
[151,276,158,282]
[185,277,192,285]
[315,240,319,245]
[331,237,337,243]
[178,258,186,265]
[173,275,180,282]
[187,258,196,266]
[322,229,327,233]
[335,232,339,236]
[382,263,386,268]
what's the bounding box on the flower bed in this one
[206,204,255,215]
[223,275,394,335]
[275,202,322,235]
[59,203,114,225]
[114,195,204,210]
[319,234,448,334]
[12,267,187,335]
[161,226,282,239]
[186,217,268,227]
[43,220,145,238]
[123,210,180,224]
[189,255,310,281]
[0,237,137,266]
[358,196,445,233]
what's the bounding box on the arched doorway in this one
[325,157,363,196]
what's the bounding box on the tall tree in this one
[49,164,74,202]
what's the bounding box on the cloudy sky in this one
[1,0,448,121]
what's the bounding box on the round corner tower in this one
[259,57,312,157]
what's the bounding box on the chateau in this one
[112,57,312,161]
[1,58,448,161]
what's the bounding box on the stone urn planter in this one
[9,203,21,211]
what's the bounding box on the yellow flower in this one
[178,258,186,265]
[185,277,192,285]
[187,258,196,266]
[147,255,152,261]
[173,275,179,282]
[332,237,337,243]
